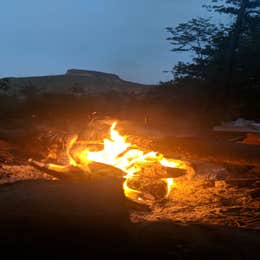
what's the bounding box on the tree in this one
[208,0,260,97]
[166,18,228,81]
[165,0,260,88]
[205,0,260,16]
[204,0,260,94]
[162,0,260,120]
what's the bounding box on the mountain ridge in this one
[0,69,154,97]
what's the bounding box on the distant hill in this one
[0,69,154,98]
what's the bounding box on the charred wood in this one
[152,136,260,167]
[28,158,125,181]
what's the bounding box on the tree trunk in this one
[224,0,249,100]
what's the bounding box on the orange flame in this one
[48,122,189,202]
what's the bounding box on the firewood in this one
[166,167,186,178]
[29,158,188,181]
[152,136,260,167]
[28,158,126,180]
[28,158,88,181]
[225,178,259,187]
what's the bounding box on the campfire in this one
[29,121,193,204]
[1,118,260,229]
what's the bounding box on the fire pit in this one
[29,121,194,205]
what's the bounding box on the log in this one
[29,158,188,181]
[225,178,260,187]
[152,136,260,167]
[166,167,187,178]
[28,158,125,181]
[1,125,260,168]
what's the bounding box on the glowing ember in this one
[46,122,191,203]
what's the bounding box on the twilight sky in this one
[0,0,224,84]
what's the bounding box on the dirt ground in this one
[0,180,259,259]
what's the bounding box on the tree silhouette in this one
[163,0,260,119]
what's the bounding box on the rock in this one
[66,69,121,80]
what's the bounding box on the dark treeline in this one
[151,0,260,124]
[0,88,149,131]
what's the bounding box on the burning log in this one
[0,121,193,205]
[29,158,186,180]
[27,122,194,204]
[152,136,260,167]
[28,158,88,180]
[28,158,125,180]
[166,167,187,178]
[29,157,188,204]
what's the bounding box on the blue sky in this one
[0,0,224,84]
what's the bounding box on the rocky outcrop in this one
[66,69,121,81]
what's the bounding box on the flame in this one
[48,121,189,202]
